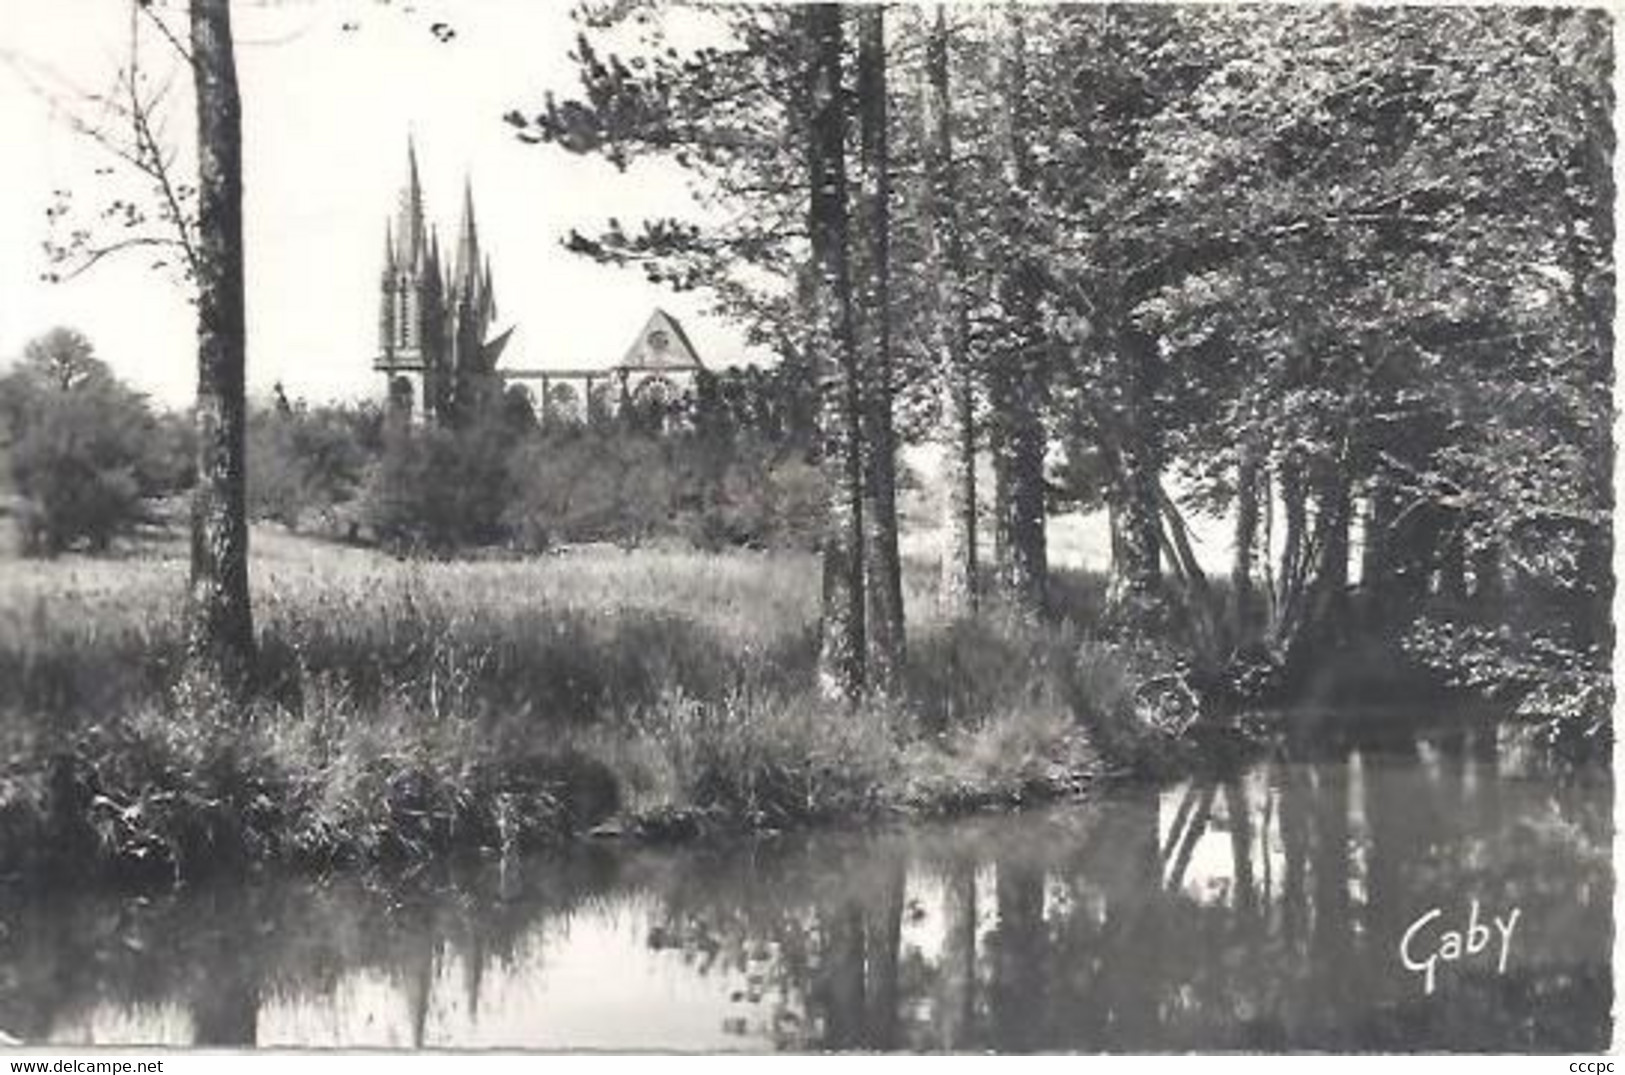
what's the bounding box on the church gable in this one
[618,309,704,372]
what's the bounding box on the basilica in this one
[375,140,704,427]
[374,140,509,424]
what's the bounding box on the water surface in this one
[0,717,1609,1051]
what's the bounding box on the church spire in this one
[455,174,481,302]
[395,137,426,267]
[381,218,396,280]
[379,218,397,357]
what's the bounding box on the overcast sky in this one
[0,0,760,410]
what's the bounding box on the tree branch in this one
[52,235,187,281]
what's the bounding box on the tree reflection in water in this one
[0,716,1609,1051]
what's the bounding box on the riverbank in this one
[0,533,1181,886]
[0,712,1606,1051]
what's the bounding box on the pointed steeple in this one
[423,229,443,311]
[395,137,426,267]
[455,174,481,302]
[379,219,397,357]
[381,218,396,281]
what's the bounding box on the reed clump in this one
[0,538,1165,882]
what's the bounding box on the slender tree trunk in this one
[1360,476,1396,623]
[1309,467,1352,640]
[991,412,1010,570]
[1101,325,1164,621]
[854,7,905,696]
[992,5,1046,619]
[1274,456,1306,643]
[187,0,255,696]
[921,4,978,614]
[1232,440,1261,639]
[805,4,866,702]
[1106,433,1162,613]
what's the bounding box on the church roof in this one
[492,308,707,378]
[617,308,705,372]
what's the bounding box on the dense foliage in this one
[517,3,1613,749]
[0,328,189,555]
[237,367,827,556]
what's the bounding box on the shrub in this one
[360,417,514,553]
[504,428,677,550]
[501,427,825,554]
[0,328,173,555]
[247,400,371,531]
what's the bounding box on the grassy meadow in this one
[0,523,1174,884]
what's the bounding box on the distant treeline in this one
[259,364,830,556]
[0,327,837,558]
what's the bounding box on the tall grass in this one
[0,534,1161,882]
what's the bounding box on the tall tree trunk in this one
[991,414,1010,570]
[1232,440,1261,640]
[1360,476,1396,623]
[992,5,1047,619]
[1308,467,1352,642]
[854,7,905,696]
[187,0,255,696]
[921,4,978,614]
[805,4,866,703]
[1105,432,1162,614]
[1274,456,1307,644]
[1102,326,1164,620]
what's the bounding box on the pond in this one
[0,714,1610,1052]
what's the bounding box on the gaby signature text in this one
[1399,900,1520,995]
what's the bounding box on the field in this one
[0,523,1172,884]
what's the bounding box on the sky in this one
[0,0,1241,572]
[0,0,760,410]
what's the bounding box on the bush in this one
[503,428,677,550]
[247,399,372,531]
[360,416,515,553]
[500,426,825,554]
[0,328,174,555]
